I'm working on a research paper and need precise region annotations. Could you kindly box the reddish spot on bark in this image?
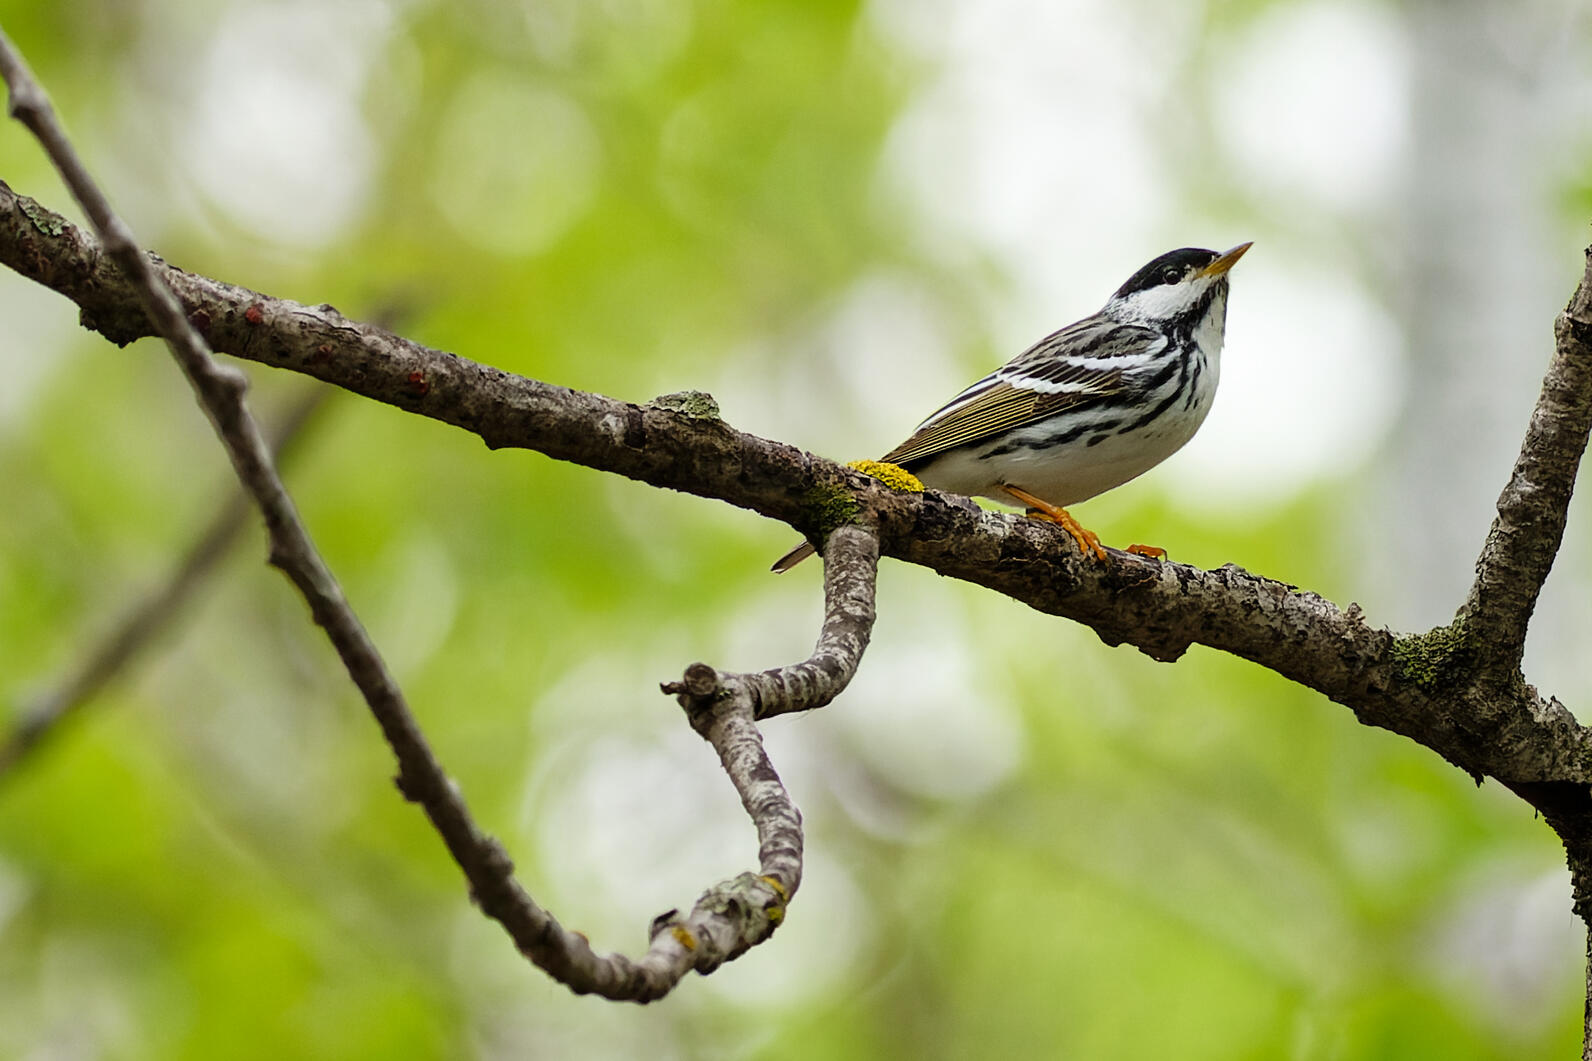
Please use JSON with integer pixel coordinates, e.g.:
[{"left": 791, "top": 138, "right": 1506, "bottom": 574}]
[
  {"left": 309, "top": 343, "right": 333, "bottom": 364},
  {"left": 244, "top": 303, "right": 264, "bottom": 325},
  {"left": 407, "top": 370, "right": 429, "bottom": 397}
]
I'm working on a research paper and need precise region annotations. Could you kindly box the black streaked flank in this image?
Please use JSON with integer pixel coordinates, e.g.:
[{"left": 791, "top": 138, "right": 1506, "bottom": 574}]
[
  {"left": 977, "top": 417, "right": 1125, "bottom": 460},
  {"left": 1116, "top": 383, "right": 1185, "bottom": 435},
  {"left": 1137, "top": 352, "right": 1181, "bottom": 396}
]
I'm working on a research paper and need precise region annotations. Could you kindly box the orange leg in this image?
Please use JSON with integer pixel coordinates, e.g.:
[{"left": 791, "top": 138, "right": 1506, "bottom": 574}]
[
  {"left": 1126, "top": 544, "right": 1167, "bottom": 560},
  {"left": 1003, "top": 485, "right": 1107, "bottom": 562}
]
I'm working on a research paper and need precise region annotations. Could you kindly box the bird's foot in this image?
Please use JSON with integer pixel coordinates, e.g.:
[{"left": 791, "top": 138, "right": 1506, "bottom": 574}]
[
  {"left": 1003, "top": 486, "right": 1108, "bottom": 562},
  {"left": 1126, "top": 543, "right": 1167, "bottom": 560}
]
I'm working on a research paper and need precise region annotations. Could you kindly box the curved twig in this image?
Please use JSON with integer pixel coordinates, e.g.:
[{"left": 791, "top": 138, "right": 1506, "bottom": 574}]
[
  {"left": 449, "top": 572, "right": 830, "bottom": 1003},
  {"left": 425, "top": 530, "right": 880, "bottom": 999},
  {"left": 663, "top": 523, "right": 880, "bottom": 892},
  {"left": 666, "top": 524, "right": 880, "bottom": 723}
]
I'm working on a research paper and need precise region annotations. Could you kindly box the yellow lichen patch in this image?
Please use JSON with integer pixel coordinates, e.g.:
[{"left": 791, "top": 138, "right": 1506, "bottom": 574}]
[
  {"left": 671, "top": 925, "right": 698, "bottom": 951},
  {"left": 847, "top": 459, "right": 924, "bottom": 493},
  {"left": 759, "top": 875, "right": 788, "bottom": 923}
]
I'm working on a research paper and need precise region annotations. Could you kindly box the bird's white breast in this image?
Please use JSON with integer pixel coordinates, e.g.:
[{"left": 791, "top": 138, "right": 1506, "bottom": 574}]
[{"left": 917, "top": 297, "right": 1225, "bottom": 509}]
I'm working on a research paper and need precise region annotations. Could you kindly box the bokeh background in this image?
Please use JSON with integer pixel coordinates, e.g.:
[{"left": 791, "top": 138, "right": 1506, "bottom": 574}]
[{"left": 2, "top": 0, "right": 1592, "bottom": 1057}]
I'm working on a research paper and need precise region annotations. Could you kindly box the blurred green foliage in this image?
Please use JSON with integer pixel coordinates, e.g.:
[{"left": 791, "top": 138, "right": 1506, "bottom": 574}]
[{"left": 0, "top": 0, "right": 1582, "bottom": 1059}]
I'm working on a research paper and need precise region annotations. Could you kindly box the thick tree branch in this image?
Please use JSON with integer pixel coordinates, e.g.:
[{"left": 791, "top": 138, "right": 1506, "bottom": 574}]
[
  {"left": 3, "top": 177, "right": 1591, "bottom": 792},
  {"left": 8, "top": 142, "right": 1592, "bottom": 803},
  {"left": 1586, "top": 901, "right": 1592, "bottom": 1061},
  {"left": 1464, "top": 252, "right": 1592, "bottom": 670}
]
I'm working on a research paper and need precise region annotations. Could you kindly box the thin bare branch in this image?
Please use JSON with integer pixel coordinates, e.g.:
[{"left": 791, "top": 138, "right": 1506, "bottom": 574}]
[
  {"left": 1464, "top": 248, "right": 1592, "bottom": 669},
  {"left": 0, "top": 387, "right": 329, "bottom": 779},
  {"left": 0, "top": 37, "right": 430, "bottom": 815},
  {"left": 0, "top": 27, "right": 631, "bottom": 1001}
]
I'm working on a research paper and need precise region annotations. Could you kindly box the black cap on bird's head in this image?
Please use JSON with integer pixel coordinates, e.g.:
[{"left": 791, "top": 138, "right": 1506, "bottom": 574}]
[{"left": 1111, "top": 243, "right": 1252, "bottom": 301}]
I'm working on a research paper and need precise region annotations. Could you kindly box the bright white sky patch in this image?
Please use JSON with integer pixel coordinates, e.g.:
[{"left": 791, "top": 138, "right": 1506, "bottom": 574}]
[
  {"left": 0, "top": 283, "right": 80, "bottom": 425},
  {"left": 837, "top": 634, "right": 1024, "bottom": 802},
  {"left": 1168, "top": 260, "right": 1405, "bottom": 508},
  {"left": 714, "top": 270, "right": 966, "bottom": 461},
  {"left": 185, "top": 3, "right": 384, "bottom": 247},
  {"left": 1215, "top": 1, "right": 1409, "bottom": 210}
]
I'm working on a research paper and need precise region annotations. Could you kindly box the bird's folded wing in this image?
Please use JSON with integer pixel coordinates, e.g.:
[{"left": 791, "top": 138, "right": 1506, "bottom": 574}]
[{"left": 880, "top": 319, "right": 1161, "bottom": 467}]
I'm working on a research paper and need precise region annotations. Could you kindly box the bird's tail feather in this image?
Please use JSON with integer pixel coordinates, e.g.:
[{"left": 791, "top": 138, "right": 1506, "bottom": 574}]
[{"left": 770, "top": 540, "right": 816, "bottom": 573}]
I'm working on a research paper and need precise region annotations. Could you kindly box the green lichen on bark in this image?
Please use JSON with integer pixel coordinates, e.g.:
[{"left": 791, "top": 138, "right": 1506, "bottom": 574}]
[
  {"left": 1390, "top": 618, "right": 1471, "bottom": 690},
  {"left": 647, "top": 390, "right": 721, "bottom": 420},
  {"left": 800, "top": 483, "right": 861, "bottom": 540},
  {"left": 18, "top": 194, "right": 65, "bottom": 237},
  {"left": 798, "top": 462, "right": 917, "bottom": 542}
]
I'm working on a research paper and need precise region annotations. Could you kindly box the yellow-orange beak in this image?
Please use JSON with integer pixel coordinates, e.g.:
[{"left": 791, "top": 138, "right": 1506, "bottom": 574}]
[{"left": 1197, "top": 241, "right": 1253, "bottom": 279}]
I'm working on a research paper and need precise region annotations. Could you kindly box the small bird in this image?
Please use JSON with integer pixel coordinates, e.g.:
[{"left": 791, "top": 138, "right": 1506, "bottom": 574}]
[{"left": 772, "top": 242, "right": 1251, "bottom": 572}]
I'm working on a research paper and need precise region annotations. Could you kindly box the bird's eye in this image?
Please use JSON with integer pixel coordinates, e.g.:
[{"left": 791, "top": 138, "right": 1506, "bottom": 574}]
[{"left": 1160, "top": 266, "right": 1181, "bottom": 284}]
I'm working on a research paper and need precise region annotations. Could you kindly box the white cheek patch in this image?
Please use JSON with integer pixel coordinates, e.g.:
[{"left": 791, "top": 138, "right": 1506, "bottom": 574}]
[{"left": 1112, "top": 277, "right": 1216, "bottom": 322}]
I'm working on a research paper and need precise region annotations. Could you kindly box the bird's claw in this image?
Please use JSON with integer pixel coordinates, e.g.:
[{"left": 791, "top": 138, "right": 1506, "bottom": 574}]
[{"left": 1004, "top": 485, "right": 1108, "bottom": 562}]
